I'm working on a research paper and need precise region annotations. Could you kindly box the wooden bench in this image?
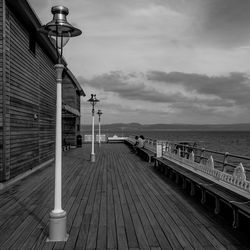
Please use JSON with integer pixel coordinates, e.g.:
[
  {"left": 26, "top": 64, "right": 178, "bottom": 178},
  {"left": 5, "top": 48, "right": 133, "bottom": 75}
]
[
  {"left": 124, "top": 139, "right": 135, "bottom": 148},
  {"left": 152, "top": 156, "right": 250, "bottom": 229},
  {"left": 153, "top": 156, "right": 214, "bottom": 197},
  {"left": 231, "top": 201, "right": 250, "bottom": 228},
  {"left": 136, "top": 147, "right": 155, "bottom": 163},
  {"left": 124, "top": 140, "right": 155, "bottom": 162},
  {"left": 202, "top": 183, "right": 250, "bottom": 228}
]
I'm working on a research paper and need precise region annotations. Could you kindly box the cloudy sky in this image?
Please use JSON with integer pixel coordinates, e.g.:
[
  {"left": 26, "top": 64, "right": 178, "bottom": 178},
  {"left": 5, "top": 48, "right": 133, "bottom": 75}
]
[{"left": 29, "top": 0, "right": 250, "bottom": 124}]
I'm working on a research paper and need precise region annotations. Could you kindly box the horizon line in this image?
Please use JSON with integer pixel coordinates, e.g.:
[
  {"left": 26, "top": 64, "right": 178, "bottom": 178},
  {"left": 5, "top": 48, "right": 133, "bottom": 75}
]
[{"left": 81, "top": 122, "right": 250, "bottom": 126}]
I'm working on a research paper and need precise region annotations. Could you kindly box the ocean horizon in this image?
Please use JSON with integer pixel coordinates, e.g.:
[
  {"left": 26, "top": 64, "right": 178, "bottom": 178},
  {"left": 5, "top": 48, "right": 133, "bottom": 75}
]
[{"left": 83, "top": 129, "right": 250, "bottom": 157}]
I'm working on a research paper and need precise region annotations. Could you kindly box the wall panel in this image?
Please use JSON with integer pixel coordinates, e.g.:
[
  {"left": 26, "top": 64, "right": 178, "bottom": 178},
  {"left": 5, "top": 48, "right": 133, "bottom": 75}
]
[
  {"left": 0, "top": 0, "right": 4, "bottom": 180},
  {"left": 6, "top": 7, "right": 56, "bottom": 179}
]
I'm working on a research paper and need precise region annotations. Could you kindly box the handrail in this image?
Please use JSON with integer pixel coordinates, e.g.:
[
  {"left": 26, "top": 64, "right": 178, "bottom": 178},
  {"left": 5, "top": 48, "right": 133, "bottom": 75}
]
[
  {"left": 193, "top": 146, "right": 250, "bottom": 161},
  {"left": 166, "top": 141, "right": 249, "bottom": 157},
  {"left": 126, "top": 135, "right": 250, "bottom": 194},
  {"left": 127, "top": 136, "right": 250, "bottom": 165},
  {"left": 156, "top": 140, "right": 250, "bottom": 173}
]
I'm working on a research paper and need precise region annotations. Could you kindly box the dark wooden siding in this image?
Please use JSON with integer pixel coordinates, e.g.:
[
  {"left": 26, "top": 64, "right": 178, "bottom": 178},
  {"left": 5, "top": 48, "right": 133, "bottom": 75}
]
[
  {"left": 0, "top": 2, "right": 82, "bottom": 181},
  {"left": 62, "top": 75, "right": 81, "bottom": 146},
  {"left": 4, "top": 6, "right": 56, "bottom": 180},
  {"left": 0, "top": 0, "right": 3, "bottom": 180},
  {"left": 37, "top": 50, "right": 56, "bottom": 162},
  {"left": 0, "top": 0, "right": 11, "bottom": 181},
  {"left": 62, "top": 75, "right": 79, "bottom": 109},
  {"left": 62, "top": 115, "right": 76, "bottom": 146}
]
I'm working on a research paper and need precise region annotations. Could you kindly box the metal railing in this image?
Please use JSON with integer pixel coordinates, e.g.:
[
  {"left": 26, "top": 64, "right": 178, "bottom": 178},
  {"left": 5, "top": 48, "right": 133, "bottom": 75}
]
[
  {"left": 127, "top": 135, "right": 250, "bottom": 193},
  {"left": 160, "top": 141, "right": 250, "bottom": 175},
  {"left": 127, "top": 135, "right": 250, "bottom": 172}
]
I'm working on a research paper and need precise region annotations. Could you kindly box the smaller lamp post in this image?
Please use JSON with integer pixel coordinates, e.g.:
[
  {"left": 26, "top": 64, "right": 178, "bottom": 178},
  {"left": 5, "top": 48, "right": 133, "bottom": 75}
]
[
  {"left": 88, "top": 94, "right": 99, "bottom": 162},
  {"left": 97, "top": 110, "right": 103, "bottom": 146}
]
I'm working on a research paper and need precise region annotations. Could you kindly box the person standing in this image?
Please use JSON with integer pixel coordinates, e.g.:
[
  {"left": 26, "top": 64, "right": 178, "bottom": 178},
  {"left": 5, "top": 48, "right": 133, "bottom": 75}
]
[{"left": 138, "top": 135, "right": 145, "bottom": 148}]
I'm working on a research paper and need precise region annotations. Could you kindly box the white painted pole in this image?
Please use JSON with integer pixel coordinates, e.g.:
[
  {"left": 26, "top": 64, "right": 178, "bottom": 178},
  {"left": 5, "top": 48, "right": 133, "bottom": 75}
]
[
  {"left": 54, "top": 64, "right": 63, "bottom": 213},
  {"left": 48, "top": 64, "right": 68, "bottom": 242},
  {"left": 91, "top": 109, "right": 95, "bottom": 162},
  {"left": 98, "top": 116, "right": 101, "bottom": 146}
]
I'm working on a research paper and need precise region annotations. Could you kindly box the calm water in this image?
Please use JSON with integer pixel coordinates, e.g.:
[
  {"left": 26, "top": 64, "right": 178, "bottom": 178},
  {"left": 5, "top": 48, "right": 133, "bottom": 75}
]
[{"left": 101, "top": 130, "right": 250, "bottom": 157}]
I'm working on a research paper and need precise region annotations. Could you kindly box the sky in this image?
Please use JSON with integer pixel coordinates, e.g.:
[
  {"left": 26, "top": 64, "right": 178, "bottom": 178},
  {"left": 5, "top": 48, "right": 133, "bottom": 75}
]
[{"left": 28, "top": 0, "right": 250, "bottom": 125}]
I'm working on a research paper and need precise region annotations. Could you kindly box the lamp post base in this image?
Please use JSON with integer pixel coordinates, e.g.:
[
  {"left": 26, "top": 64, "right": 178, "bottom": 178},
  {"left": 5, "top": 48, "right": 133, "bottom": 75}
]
[
  {"left": 90, "top": 153, "right": 95, "bottom": 162},
  {"left": 47, "top": 210, "right": 68, "bottom": 242}
]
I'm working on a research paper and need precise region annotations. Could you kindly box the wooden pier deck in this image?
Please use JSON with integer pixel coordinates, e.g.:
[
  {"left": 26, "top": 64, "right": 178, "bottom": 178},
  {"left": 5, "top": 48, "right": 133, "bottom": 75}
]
[{"left": 0, "top": 143, "right": 249, "bottom": 249}]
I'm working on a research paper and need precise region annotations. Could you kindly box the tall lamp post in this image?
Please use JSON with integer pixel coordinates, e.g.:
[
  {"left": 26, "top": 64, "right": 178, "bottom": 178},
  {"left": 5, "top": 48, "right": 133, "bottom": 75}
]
[
  {"left": 97, "top": 110, "right": 103, "bottom": 146},
  {"left": 38, "top": 6, "right": 81, "bottom": 242},
  {"left": 88, "top": 94, "right": 99, "bottom": 162}
]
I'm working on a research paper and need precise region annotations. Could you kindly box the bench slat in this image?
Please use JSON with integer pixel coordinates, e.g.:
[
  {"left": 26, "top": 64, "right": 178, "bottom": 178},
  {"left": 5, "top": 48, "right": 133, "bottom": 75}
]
[{"left": 152, "top": 156, "right": 250, "bottom": 229}]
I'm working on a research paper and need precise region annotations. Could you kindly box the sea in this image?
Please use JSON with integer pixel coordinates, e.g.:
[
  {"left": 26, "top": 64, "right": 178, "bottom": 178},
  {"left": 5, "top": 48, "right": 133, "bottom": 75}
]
[{"left": 89, "top": 130, "right": 250, "bottom": 158}]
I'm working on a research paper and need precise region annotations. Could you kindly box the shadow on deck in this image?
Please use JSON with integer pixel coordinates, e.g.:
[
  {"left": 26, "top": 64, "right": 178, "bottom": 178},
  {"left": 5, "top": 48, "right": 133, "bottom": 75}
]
[{"left": 0, "top": 143, "right": 249, "bottom": 249}]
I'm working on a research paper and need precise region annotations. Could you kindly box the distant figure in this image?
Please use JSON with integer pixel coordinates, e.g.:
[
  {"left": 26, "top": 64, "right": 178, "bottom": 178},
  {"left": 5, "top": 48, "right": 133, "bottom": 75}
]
[
  {"left": 191, "top": 142, "right": 198, "bottom": 160},
  {"left": 134, "top": 136, "right": 139, "bottom": 146},
  {"left": 138, "top": 135, "right": 145, "bottom": 148},
  {"left": 132, "top": 135, "right": 139, "bottom": 153}
]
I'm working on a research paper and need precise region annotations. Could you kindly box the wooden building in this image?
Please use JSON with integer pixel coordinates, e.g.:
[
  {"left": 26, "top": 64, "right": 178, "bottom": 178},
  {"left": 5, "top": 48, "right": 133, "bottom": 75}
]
[
  {"left": 0, "top": 0, "right": 85, "bottom": 182},
  {"left": 62, "top": 70, "right": 85, "bottom": 148}
]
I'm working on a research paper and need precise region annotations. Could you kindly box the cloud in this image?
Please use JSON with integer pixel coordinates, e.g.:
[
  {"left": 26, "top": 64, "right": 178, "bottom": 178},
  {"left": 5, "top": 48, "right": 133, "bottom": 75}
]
[
  {"left": 80, "top": 69, "right": 250, "bottom": 124},
  {"left": 28, "top": 0, "right": 250, "bottom": 124},
  {"left": 154, "top": 0, "right": 250, "bottom": 49},
  {"left": 27, "top": 0, "right": 51, "bottom": 24},
  {"left": 81, "top": 71, "right": 250, "bottom": 108},
  {"left": 29, "top": 0, "right": 250, "bottom": 80},
  {"left": 193, "top": 0, "right": 250, "bottom": 48},
  {"left": 81, "top": 71, "right": 189, "bottom": 104},
  {"left": 28, "top": 0, "right": 49, "bottom": 9},
  {"left": 147, "top": 71, "right": 250, "bottom": 106}
]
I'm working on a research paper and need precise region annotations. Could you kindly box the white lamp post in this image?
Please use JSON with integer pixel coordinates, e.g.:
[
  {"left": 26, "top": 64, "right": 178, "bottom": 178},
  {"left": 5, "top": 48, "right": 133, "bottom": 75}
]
[
  {"left": 38, "top": 6, "right": 82, "bottom": 242},
  {"left": 88, "top": 94, "right": 99, "bottom": 162},
  {"left": 97, "top": 110, "right": 103, "bottom": 146}
]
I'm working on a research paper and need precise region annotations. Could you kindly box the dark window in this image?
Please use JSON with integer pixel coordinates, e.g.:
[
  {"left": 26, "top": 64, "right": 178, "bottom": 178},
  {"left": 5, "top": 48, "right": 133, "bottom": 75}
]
[
  {"left": 29, "top": 31, "right": 36, "bottom": 54},
  {"left": 77, "top": 125, "right": 80, "bottom": 131},
  {"left": 6, "top": 9, "right": 10, "bottom": 21}
]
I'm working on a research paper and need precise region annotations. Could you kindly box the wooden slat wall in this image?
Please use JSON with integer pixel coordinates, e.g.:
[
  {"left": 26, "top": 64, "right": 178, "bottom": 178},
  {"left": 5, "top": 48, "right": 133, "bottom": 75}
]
[
  {"left": 62, "top": 75, "right": 79, "bottom": 109},
  {"left": 0, "top": 1, "right": 11, "bottom": 181},
  {"left": 0, "top": 0, "right": 3, "bottom": 180},
  {"left": 37, "top": 49, "right": 56, "bottom": 162},
  {"left": 62, "top": 74, "right": 81, "bottom": 147},
  {"left": 0, "top": 6, "right": 57, "bottom": 180},
  {"left": 62, "top": 115, "right": 76, "bottom": 146}
]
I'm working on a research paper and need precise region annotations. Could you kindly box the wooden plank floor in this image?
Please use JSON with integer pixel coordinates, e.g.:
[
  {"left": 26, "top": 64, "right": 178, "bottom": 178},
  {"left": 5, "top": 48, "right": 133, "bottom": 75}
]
[{"left": 0, "top": 143, "right": 250, "bottom": 249}]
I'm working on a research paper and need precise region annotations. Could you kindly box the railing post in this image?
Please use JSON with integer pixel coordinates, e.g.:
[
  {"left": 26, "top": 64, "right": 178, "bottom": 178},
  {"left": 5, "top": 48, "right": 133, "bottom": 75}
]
[
  {"left": 190, "top": 151, "right": 195, "bottom": 162},
  {"left": 222, "top": 152, "right": 229, "bottom": 172},
  {"left": 169, "top": 144, "right": 172, "bottom": 153},
  {"left": 156, "top": 141, "right": 162, "bottom": 157},
  {"left": 200, "top": 148, "right": 205, "bottom": 164},
  {"left": 233, "top": 163, "right": 246, "bottom": 181},
  {"left": 162, "top": 142, "right": 166, "bottom": 154},
  {"left": 177, "top": 148, "right": 181, "bottom": 157},
  {"left": 184, "top": 145, "right": 187, "bottom": 158},
  {"left": 207, "top": 155, "right": 214, "bottom": 169}
]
